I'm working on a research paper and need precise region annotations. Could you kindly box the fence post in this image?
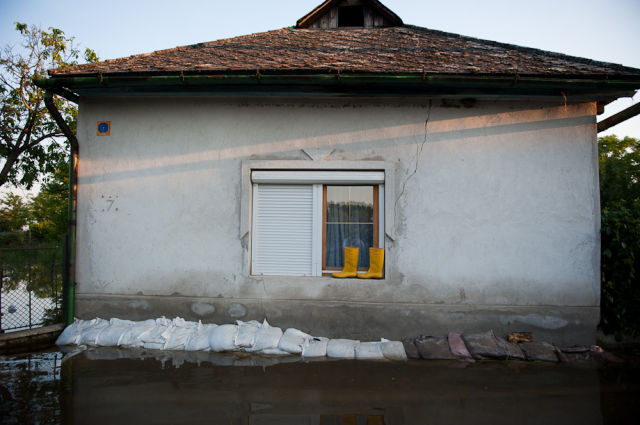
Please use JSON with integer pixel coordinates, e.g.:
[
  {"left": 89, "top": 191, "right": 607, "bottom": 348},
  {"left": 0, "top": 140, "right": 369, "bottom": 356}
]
[{"left": 28, "top": 251, "right": 32, "bottom": 329}]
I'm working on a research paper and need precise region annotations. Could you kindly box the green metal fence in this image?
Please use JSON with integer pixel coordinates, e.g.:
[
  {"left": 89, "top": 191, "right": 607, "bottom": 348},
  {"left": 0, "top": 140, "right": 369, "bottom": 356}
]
[{"left": 0, "top": 245, "right": 63, "bottom": 333}]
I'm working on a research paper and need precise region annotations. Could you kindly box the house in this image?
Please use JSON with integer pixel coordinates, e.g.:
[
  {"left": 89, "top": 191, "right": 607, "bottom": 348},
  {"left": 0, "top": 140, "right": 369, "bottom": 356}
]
[{"left": 39, "top": 0, "right": 640, "bottom": 345}]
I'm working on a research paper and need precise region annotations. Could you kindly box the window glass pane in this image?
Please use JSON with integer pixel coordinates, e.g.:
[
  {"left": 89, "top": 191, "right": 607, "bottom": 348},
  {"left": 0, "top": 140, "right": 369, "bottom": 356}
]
[
  {"left": 349, "top": 186, "right": 373, "bottom": 223},
  {"left": 325, "top": 186, "right": 375, "bottom": 269},
  {"left": 325, "top": 224, "right": 374, "bottom": 268},
  {"left": 351, "top": 223, "right": 373, "bottom": 267},
  {"left": 325, "top": 223, "right": 347, "bottom": 268},
  {"left": 326, "top": 186, "right": 349, "bottom": 224}
]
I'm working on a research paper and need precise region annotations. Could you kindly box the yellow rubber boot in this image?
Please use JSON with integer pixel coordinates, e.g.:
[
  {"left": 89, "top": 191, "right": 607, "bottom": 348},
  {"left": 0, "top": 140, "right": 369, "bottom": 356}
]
[
  {"left": 357, "top": 248, "right": 384, "bottom": 279},
  {"left": 332, "top": 246, "right": 359, "bottom": 278}
]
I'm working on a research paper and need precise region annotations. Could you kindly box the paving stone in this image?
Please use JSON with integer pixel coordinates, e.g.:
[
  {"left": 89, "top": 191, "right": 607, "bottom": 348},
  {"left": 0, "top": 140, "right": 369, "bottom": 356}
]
[
  {"left": 401, "top": 339, "right": 420, "bottom": 360},
  {"left": 462, "top": 330, "right": 507, "bottom": 359},
  {"left": 447, "top": 332, "right": 472, "bottom": 359},
  {"left": 415, "top": 336, "right": 457, "bottom": 360},
  {"left": 519, "top": 342, "right": 559, "bottom": 362}
]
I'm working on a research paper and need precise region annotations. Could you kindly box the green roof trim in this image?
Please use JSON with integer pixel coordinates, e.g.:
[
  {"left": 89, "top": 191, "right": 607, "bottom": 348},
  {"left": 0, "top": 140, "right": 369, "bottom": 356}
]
[{"left": 36, "top": 72, "right": 640, "bottom": 103}]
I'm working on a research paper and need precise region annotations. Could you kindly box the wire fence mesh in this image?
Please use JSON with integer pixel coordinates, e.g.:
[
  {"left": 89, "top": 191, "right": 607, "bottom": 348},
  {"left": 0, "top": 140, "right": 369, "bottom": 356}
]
[{"left": 0, "top": 246, "right": 63, "bottom": 332}]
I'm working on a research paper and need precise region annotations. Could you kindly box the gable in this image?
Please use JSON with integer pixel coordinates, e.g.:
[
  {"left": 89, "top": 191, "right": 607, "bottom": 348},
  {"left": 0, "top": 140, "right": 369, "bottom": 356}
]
[{"left": 296, "top": 0, "right": 403, "bottom": 29}]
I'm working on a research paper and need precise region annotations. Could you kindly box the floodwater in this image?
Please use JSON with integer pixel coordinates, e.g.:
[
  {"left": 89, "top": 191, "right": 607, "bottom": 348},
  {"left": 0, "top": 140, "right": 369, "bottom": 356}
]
[
  {"left": 0, "top": 284, "right": 55, "bottom": 332},
  {"left": 1, "top": 347, "right": 638, "bottom": 425}
]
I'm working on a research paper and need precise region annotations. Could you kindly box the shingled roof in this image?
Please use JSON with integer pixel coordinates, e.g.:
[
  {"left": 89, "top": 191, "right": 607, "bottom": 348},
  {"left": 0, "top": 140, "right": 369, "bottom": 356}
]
[
  {"left": 40, "top": 0, "right": 640, "bottom": 106},
  {"left": 49, "top": 25, "right": 640, "bottom": 79}
]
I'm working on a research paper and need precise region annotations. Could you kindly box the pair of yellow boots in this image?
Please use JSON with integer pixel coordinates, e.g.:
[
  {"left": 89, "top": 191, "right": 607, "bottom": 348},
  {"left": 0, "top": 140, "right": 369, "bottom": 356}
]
[{"left": 332, "top": 247, "right": 384, "bottom": 279}]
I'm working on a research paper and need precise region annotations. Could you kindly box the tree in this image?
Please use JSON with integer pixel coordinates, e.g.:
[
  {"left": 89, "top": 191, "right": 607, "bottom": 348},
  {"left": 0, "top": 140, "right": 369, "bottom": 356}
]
[
  {"left": 0, "top": 191, "right": 32, "bottom": 246},
  {"left": 0, "top": 192, "right": 31, "bottom": 233},
  {"left": 0, "top": 22, "right": 97, "bottom": 190},
  {"left": 598, "top": 135, "right": 640, "bottom": 338},
  {"left": 29, "top": 158, "right": 69, "bottom": 242},
  {"left": 0, "top": 157, "right": 68, "bottom": 246}
]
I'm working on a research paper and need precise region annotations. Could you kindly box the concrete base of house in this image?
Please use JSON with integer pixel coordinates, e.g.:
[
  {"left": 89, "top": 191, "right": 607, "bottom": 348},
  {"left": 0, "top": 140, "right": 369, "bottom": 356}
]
[
  {"left": 76, "top": 293, "right": 599, "bottom": 347},
  {"left": 76, "top": 293, "right": 598, "bottom": 347},
  {"left": 0, "top": 323, "right": 65, "bottom": 354}
]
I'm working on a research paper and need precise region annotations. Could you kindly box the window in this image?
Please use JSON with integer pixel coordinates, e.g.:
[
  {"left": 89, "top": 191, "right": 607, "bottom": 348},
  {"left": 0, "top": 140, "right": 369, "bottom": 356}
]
[
  {"left": 323, "top": 185, "right": 379, "bottom": 271},
  {"left": 250, "top": 171, "right": 384, "bottom": 277},
  {"left": 338, "top": 5, "right": 365, "bottom": 27}
]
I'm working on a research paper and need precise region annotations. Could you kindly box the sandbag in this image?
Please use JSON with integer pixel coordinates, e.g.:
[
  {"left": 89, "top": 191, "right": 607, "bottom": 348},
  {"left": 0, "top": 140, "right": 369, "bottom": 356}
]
[
  {"left": 326, "top": 339, "right": 359, "bottom": 359},
  {"left": 142, "top": 317, "right": 173, "bottom": 349},
  {"left": 56, "top": 319, "right": 90, "bottom": 345},
  {"left": 355, "top": 341, "right": 385, "bottom": 360},
  {"left": 278, "top": 328, "right": 312, "bottom": 354},
  {"left": 185, "top": 323, "right": 218, "bottom": 351},
  {"left": 447, "top": 332, "right": 472, "bottom": 359},
  {"left": 302, "top": 337, "right": 329, "bottom": 358},
  {"left": 163, "top": 318, "right": 198, "bottom": 350},
  {"left": 380, "top": 339, "right": 408, "bottom": 361},
  {"left": 249, "top": 320, "right": 283, "bottom": 353},
  {"left": 77, "top": 318, "right": 109, "bottom": 346},
  {"left": 235, "top": 320, "right": 261, "bottom": 348},
  {"left": 95, "top": 318, "right": 136, "bottom": 347},
  {"left": 209, "top": 324, "right": 239, "bottom": 352},
  {"left": 118, "top": 319, "right": 156, "bottom": 347}
]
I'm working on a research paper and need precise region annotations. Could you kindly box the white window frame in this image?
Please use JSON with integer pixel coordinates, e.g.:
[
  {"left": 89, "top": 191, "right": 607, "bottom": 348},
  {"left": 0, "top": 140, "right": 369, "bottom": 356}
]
[{"left": 241, "top": 161, "right": 395, "bottom": 278}]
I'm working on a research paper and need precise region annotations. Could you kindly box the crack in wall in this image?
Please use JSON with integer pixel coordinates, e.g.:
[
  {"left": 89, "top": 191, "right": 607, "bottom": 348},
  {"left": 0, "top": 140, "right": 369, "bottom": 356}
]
[{"left": 394, "top": 100, "right": 432, "bottom": 223}]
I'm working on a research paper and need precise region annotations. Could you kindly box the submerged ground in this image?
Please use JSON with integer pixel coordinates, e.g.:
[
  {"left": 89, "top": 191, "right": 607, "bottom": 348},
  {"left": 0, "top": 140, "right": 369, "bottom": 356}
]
[{"left": 1, "top": 347, "right": 639, "bottom": 425}]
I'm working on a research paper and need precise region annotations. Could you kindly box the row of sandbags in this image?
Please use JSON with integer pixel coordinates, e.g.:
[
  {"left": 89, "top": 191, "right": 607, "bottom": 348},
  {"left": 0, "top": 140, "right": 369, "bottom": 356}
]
[{"left": 55, "top": 317, "right": 407, "bottom": 361}]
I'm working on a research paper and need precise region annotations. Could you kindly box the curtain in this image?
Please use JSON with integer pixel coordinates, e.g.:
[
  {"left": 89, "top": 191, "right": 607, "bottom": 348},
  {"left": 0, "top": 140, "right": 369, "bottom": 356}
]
[{"left": 325, "top": 186, "right": 374, "bottom": 269}]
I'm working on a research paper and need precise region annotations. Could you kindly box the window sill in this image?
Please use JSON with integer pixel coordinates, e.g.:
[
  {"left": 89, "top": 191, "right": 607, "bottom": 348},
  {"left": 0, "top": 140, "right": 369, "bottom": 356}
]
[{"left": 249, "top": 274, "right": 387, "bottom": 282}]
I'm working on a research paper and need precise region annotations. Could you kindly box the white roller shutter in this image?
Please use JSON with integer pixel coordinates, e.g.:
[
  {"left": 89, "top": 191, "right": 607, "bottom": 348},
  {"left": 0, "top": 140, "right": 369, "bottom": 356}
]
[
  {"left": 251, "top": 184, "right": 315, "bottom": 276},
  {"left": 252, "top": 170, "right": 384, "bottom": 185}
]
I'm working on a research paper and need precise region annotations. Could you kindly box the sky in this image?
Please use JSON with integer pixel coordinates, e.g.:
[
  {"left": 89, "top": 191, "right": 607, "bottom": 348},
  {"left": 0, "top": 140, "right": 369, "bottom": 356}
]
[{"left": 1, "top": 0, "right": 639, "bottom": 140}]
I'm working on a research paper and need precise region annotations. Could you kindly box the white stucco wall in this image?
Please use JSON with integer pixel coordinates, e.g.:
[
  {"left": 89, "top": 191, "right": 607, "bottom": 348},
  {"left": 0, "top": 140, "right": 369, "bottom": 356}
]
[{"left": 74, "top": 96, "right": 600, "bottom": 342}]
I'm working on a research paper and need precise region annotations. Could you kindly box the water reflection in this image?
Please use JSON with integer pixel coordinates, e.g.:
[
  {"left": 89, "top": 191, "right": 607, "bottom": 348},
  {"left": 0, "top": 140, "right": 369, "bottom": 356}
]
[
  {"left": 1, "top": 347, "right": 638, "bottom": 425},
  {"left": 0, "top": 349, "right": 62, "bottom": 425}
]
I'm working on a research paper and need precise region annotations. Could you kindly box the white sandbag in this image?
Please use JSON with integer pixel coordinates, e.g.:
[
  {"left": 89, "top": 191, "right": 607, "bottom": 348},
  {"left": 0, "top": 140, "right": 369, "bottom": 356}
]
[
  {"left": 302, "top": 337, "right": 329, "bottom": 358},
  {"left": 185, "top": 323, "right": 218, "bottom": 351},
  {"left": 118, "top": 319, "right": 157, "bottom": 347},
  {"left": 249, "top": 320, "right": 283, "bottom": 353},
  {"left": 163, "top": 318, "right": 198, "bottom": 350},
  {"left": 380, "top": 339, "right": 408, "bottom": 361},
  {"left": 56, "top": 319, "right": 88, "bottom": 345},
  {"left": 209, "top": 324, "right": 239, "bottom": 352},
  {"left": 77, "top": 318, "right": 109, "bottom": 346},
  {"left": 326, "top": 339, "right": 359, "bottom": 359},
  {"left": 278, "top": 328, "right": 312, "bottom": 354},
  {"left": 355, "top": 341, "right": 385, "bottom": 360},
  {"left": 95, "top": 318, "right": 136, "bottom": 347},
  {"left": 235, "top": 320, "right": 261, "bottom": 348},
  {"left": 164, "top": 329, "right": 194, "bottom": 350},
  {"left": 141, "top": 317, "right": 172, "bottom": 349}
]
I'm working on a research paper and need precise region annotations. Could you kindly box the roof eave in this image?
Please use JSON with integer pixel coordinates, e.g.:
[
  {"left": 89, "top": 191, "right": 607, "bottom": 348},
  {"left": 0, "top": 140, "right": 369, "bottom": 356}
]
[{"left": 36, "top": 72, "right": 640, "bottom": 103}]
